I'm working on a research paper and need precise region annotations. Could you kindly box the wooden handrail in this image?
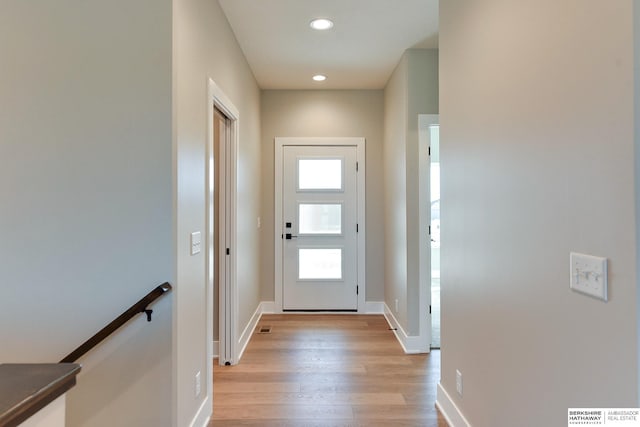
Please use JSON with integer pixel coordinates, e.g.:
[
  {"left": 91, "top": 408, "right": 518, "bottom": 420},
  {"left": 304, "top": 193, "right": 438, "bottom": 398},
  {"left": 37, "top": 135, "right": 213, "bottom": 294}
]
[{"left": 59, "top": 283, "right": 172, "bottom": 363}]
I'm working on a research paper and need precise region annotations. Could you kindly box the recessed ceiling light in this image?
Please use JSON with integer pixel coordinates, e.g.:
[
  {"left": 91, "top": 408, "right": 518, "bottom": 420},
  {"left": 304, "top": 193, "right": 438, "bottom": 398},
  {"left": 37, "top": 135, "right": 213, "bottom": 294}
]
[
  {"left": 310, "top": 18, "right": 334, "bottom": 31},
  {"left": 313, "top": 74, "right": 327, "bottom": 82}
]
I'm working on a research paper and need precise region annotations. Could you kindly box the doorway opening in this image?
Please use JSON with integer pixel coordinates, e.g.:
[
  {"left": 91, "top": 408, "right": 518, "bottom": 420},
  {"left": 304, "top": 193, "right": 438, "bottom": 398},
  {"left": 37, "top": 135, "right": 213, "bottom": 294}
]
[
  {"left": 207, "top": 79, "right": 238, "bottom": 367},
  {"left": 418, "top": 114, "right": 440, "bottom": 351},
  {"left": 429, "top": 124, "right": 440, "bottom": 349}
]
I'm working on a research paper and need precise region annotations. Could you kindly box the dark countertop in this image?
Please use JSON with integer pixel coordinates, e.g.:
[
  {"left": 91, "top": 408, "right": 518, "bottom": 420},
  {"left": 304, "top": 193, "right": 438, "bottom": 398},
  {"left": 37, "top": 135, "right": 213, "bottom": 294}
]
[{"left": 0, "top": 363, "right": 81, "bottom": 427}]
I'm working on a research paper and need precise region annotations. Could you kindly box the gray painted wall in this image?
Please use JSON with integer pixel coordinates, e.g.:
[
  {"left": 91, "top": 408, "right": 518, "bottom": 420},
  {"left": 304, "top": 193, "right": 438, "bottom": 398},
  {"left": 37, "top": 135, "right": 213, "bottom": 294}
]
[
  {"left": 440, "top": 1, "right": 638, "bottom": 425},
  {"left": 384, "top": 55, "right": 409, "bottom": 328},
  {"left": 1, "top": 0, "right": 262, "bottom": 425},
  {"left": 636, "top": 1, "right": 640, "bottom": 404},
  {"left": 173, "top": 0, "right": 262, "bottom": 424},
  {"left": 260, "top": 90, "right": 385, "bottom": 302},
  {"left": 383, "top": 50, "right": 438, "bottom": 335},
  {"left": 406, "top": 50, "right": 439, "bottom": 335},
  {"left": 0, "top": 1, "right": 173, "bottom": 425}
]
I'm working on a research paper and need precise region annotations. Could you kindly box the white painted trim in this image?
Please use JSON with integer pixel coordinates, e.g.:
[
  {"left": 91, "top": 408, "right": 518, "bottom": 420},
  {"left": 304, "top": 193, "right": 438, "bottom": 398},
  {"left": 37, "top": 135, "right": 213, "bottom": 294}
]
[
  {"left": 355, "top": 140, "right": 366, "bottom": 313},
  {"left": 213, "top": 302, "right": 274, "bottom": 364},
  {"left": 383, "top": 303, "right": 423, "bottom": 354},
  {"left": 188, "top": 396, "right": 211, "bottom": 427},
  {"left": 418, "top": 114, "right": 439, "bottom": 354},
  {"left": 365, "top": 301, "right": 385, "bottom": 313},
  {"left": 260, "top": 301, "right": 277, "bottom": 314},
  {"left": 274, "top": 140, "right": 283, "bottom": 313},
  {"left": 210, "top": 80, "right": 239, "bottom": 120},
  {"left": 274, "top": 137, "right": 366, "bottom": 313},
  {"left": 436, "top": 383, "right": 472, "bottom": 427},
  {"left": 208, "top": 78, "right": 239, "bottom": 368},
  {"left": 204, "top": 80, "right": 216, "bottom": 412},
  {"left": 236, "top": 302, "right": 263, "bottom": 361}
]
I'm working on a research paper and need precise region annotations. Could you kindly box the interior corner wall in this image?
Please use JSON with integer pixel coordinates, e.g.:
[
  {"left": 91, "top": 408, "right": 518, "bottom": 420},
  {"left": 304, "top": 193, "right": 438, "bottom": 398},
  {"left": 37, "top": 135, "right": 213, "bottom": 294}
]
[
  {"left": 384, "top": 55, "right": 409, "bottom": 329},
  {"left": 173, "top": 0, "right": 261, "bottom": 425},
  {"left": 635, "top": 0, "right": 640, "bottom": 405},
  {"left": 383, "top": 50, "right": 438, "bottom": 335},
  {"left": 0, "top": 1, "right": 173, "bottom": 426},
  {"left": 405, "top": 50, "right": 439, "bottom": 335},
  {"left": 260, "top": 90, "right": 385, "bottom": 303},
  {"left": 440, "top": 1, "right": 638, "bottom": 426}
]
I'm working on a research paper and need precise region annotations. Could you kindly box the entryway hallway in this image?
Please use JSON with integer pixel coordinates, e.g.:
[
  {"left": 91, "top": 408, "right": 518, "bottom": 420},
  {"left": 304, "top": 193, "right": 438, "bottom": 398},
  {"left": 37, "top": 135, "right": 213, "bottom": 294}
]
[{"left": 212, "top": 314, "right": 447, "bottom": 426}]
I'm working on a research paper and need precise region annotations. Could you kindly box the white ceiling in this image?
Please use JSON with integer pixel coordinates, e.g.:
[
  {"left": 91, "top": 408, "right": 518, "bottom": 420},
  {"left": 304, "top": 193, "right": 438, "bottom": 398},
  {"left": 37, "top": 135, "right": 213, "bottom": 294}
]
[{"left": 218, "top": 0, "right": 439, "bottom": 90}]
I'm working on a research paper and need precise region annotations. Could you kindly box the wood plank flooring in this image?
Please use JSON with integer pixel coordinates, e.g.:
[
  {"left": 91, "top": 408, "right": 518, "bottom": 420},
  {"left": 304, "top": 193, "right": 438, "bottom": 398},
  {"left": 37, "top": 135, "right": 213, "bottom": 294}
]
[{"left": 211, "top": 314, "right": 448, "bottom": 427}]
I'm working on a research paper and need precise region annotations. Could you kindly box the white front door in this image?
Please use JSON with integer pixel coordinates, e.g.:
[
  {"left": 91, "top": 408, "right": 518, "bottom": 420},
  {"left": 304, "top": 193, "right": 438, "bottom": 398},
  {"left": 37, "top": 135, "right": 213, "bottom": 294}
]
[{"left": 282, "top": 145, "right": 358, "bottom": 311}]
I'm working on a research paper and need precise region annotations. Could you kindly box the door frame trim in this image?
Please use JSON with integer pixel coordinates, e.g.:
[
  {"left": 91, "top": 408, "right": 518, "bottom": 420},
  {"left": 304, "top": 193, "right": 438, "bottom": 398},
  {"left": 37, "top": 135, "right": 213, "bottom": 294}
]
[
  {"left": 418, "top": 114, "right": 439, "bottom": 352},
  {"left": 208, "top": 78, "right": 239, "bottom": 366},
  {"left": 274, "top": 137, "right": 366, "bottom": 313}
]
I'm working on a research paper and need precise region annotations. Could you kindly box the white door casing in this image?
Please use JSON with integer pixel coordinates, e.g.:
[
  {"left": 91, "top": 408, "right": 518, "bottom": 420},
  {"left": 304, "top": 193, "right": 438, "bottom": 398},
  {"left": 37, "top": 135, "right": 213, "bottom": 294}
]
[
  {"left": 208, "top": 79, "right": 238, "bottom": 366},
  {"left": 418, "top": 114, "right": 439, "bottom": 352},
  {"left": 275, "top": 137, "right": 366, "bottom": 313}
]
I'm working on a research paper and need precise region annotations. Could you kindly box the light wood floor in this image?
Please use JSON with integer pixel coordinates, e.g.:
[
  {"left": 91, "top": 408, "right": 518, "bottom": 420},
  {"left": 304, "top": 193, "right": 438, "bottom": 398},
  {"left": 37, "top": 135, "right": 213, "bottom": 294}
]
[{"left": 212, "top": 314, "right": 448, "bottom": 427}]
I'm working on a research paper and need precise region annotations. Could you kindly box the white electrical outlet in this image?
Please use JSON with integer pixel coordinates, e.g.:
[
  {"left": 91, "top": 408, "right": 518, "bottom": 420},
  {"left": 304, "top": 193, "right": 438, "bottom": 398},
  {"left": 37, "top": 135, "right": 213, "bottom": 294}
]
[
  {"left": 570, "top": 252, "right": 607, "bottom": 301},
  {"left": 456, "top": 369, "right": 463, "bottom": 396},
  {"left": 257, "top": 216, "right": 261, "bottom": 228},
  {"left": 395, "top": 299, "right": 399, "bottom": 313},
  {"left": 195, "top": 371, "right": 201, "bottom": 397}
]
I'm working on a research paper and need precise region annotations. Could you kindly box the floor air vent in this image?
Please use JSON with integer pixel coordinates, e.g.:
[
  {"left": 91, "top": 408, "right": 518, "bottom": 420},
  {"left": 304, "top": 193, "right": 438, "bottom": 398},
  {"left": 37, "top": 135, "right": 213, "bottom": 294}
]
[{"left": 257, "top": 326, "right": 272, "bottom": 334}]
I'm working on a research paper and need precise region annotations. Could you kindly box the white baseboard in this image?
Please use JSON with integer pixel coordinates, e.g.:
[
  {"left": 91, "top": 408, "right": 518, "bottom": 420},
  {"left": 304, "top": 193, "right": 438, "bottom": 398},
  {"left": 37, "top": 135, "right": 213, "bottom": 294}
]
[
  {"left": 365, "top": 301, "right": 385, "bottom": 313},
  {"left": 257, "top": 300, "right": 384, "bottom": 314},
  {"left": 215, "top": 301, "right": 274, "bottom": 365},
  {"left": 260, "top": 301, "right": 276, "bottom": 314},
  {"left": 383, "top": 303, "right": 424, "bottom": 354},
  {"left": 237, "top": 302, "right": 264, "bottom": 361},
  {"left": 436, "top": 382, "right": 472, "bottom": 427},
  {"left": 189, "top": 396, "right": 211, "bottom": 427}
]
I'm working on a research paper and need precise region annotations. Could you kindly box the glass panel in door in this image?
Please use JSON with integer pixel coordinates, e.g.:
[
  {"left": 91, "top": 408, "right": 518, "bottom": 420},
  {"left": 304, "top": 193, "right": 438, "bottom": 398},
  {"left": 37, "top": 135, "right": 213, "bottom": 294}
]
[
  {"left": 298, "top": 248, "right": 343, "bottom": 280},
  {"left": 298, "top": 203, "right": 342, "bottom": 235}
]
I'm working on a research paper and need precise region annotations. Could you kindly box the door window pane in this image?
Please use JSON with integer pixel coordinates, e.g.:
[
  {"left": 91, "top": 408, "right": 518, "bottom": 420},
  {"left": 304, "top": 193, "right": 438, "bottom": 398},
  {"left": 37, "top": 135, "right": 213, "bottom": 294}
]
[
  {"left": 298, "top": 248, "right": 342, "bottom": 279},
  {"left": 299, "top": 204, "right": 342, "bottom": 234},
  {"left": 298, "top": 159, "right": 342, "bottom": 190}
]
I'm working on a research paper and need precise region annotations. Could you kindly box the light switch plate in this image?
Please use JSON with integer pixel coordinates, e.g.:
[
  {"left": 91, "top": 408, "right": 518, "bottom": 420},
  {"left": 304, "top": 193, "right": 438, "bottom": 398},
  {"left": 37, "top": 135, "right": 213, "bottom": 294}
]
[
  {"left": 191, "top": 231, "right": 202, "bottom": 256},
  {"left": 570, "top": 252, "right": 607, "bottom": 301}
]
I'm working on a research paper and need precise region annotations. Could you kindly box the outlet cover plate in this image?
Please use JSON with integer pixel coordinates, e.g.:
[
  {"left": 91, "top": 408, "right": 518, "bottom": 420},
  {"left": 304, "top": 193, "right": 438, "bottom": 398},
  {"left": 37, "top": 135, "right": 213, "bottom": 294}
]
[
  {"left": 195, "top": 371, "right": 201, "bottom": 397},
  {"left": 570, "top": 252, "right": 607, "bottom": 301},
  {"left": 456, "top": 369, "right": 463, "bottom": 396}
]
